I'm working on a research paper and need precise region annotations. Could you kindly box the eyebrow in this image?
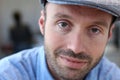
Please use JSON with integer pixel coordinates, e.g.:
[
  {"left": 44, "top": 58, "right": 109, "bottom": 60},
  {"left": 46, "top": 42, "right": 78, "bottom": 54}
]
[
  {"left": 93, "top": 21, "right": 109, "bottom": 28},
  {"left": 53, "top": 13, "right": 73, "bottom": 20},
  {"left": 53, "top": 13, "right": 110, "bottom": 28}
]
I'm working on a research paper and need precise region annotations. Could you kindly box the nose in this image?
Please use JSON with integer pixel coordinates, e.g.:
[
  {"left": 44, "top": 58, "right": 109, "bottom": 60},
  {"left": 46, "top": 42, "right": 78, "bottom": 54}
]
[{"left": 67, "top": 32, "right": 86, "bottom": 54}]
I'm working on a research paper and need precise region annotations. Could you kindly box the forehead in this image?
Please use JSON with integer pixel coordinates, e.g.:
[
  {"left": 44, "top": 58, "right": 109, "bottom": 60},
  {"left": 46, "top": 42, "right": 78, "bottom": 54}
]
[
  {"left": 45, "top": 3, "right": 113, "bottom": 27},
  {"left": 46, "top": 3, "right": 112, "bottom": 19}
]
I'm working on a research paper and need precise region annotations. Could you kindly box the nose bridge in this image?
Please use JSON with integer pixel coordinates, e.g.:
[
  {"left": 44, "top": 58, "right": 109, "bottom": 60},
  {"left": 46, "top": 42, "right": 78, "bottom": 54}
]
[{"left": 67, "top": 30, "right": 85, "bottom": 54}]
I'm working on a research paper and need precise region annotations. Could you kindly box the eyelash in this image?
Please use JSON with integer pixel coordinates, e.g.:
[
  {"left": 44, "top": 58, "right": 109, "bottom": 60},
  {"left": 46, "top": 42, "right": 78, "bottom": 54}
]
[
  {"left": 88, "top": 26, "right": 102, "bottom": 35},
  {"left": 55, "top": 20, "right": 103, "bottom": 36},
  {"left": 56, "top": 20, "right": 72, "bottom": 32}
]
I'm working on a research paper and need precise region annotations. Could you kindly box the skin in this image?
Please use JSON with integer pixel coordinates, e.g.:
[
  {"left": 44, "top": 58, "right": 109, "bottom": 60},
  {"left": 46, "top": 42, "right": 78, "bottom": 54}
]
[{"left": 39, "top": 3, "right": 114, "bottom": 80}]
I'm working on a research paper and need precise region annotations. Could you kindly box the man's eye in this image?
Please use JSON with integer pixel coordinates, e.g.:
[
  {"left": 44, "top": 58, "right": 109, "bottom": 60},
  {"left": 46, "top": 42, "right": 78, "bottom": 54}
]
[
  {"left": 89, "top": 27, "right": 101, "bottom": 34},
  {"left": 58, "top": 21, "right": 68, "bottom": 28},
  {"left": 91, "top": 28, "right": 99, "bottom": 33},
  {"left": 57, "top": 21, "right": 72, "bottom": 33}
]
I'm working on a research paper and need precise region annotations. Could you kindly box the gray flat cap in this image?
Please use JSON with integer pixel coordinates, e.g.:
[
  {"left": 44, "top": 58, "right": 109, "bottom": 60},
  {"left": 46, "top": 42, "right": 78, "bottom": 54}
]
[{"left": 40, "top": 0, "right": 120, "bottom": 21}]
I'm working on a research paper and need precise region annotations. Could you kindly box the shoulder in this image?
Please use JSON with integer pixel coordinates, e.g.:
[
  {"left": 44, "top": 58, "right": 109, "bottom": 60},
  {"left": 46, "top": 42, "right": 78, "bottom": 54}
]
[
  {"left": 101, "top": 57, "right": 120, "bottom": 80},
  {"left": 96, "top": 57, "right": 120, "bottom": 80},
  {"left": 88, "top": 57, "right": 120, "bottom": 80},
  {"left": 0, "top": 46, "right": 44, "bottom": 80}
]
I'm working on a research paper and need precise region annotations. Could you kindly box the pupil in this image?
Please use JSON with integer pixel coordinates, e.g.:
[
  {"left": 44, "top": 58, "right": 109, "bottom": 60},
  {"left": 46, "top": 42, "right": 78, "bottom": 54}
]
[
  {"left": 62, "top": 22, "right": 67, "bottom": 27},
  {"left": 92, "top": 28, "right": 98, "bottom": 32}
]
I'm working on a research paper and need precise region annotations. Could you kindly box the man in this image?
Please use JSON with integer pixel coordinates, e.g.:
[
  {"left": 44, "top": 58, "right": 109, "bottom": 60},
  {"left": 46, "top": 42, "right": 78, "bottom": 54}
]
[
  {"left": 0, "top": 0, "right": 120, "bottom": 80},
  {"left": 9, "top": 11, "right": 33, "bottom": 53}
]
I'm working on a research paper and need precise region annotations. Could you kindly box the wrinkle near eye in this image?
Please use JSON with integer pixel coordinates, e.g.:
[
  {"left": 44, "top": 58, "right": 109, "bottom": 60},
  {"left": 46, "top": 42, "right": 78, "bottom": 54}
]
[
  {"left": 56, "top": 20, "right": 72, "bottom": 34},
  {"left": 87, "top": 25, "right": 103, "bottom": 38},
  {"left": 91, "top": 28, "right": 100, "bottom": 34},
  {"left": 58, "top": 22, "right": 68, "bottom": 28}
]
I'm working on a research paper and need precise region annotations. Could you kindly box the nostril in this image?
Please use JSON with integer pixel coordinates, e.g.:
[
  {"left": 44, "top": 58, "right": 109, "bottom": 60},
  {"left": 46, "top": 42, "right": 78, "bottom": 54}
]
[{"left": 67, "top": 42, "right": 85, "bottom": 54}]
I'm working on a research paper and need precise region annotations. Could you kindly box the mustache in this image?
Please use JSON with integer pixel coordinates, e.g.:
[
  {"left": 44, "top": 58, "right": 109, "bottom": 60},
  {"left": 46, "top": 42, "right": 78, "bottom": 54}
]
[{"left": 55, "top": 49, "right": 92, "bottom": 61}]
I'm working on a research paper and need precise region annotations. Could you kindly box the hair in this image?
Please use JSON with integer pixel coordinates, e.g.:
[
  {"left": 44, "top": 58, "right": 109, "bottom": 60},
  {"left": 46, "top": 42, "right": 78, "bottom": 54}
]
[{"left": 111, "top": 16, "right": 116, "bottom": 25}]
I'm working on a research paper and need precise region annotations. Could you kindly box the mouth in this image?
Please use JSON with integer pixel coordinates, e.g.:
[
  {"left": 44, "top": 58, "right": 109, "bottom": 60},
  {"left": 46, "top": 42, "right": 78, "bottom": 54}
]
[{"left": 58, "top": 55, "right": 88, "bottom": 70}]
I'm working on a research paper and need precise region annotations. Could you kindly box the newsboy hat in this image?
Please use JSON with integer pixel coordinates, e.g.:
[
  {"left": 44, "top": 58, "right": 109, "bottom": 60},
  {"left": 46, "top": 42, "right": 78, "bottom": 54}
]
[{"left": 40, "top": 0, "right": 120, "bottom": 21}]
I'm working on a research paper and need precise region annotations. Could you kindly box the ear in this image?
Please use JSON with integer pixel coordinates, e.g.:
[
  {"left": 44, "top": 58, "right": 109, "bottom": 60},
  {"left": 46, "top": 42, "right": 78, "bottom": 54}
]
[
  {"left": 108, "top": 24, "right": 115, "bottom": 39},
  {"left": 39, "top": 10, "right": 45, "bottom": 36}
]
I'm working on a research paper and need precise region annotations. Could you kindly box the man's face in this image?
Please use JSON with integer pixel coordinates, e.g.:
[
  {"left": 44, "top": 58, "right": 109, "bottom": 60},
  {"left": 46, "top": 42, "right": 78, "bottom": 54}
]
[{"left": 39, "top": 3, "right": 113, "bottom": 80}]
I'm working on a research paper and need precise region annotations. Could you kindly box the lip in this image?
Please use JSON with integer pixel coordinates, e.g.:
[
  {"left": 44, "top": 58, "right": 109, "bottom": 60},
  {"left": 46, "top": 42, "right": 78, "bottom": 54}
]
[{"left": 58, "top": 55, "right": 88, "bottom": 69}]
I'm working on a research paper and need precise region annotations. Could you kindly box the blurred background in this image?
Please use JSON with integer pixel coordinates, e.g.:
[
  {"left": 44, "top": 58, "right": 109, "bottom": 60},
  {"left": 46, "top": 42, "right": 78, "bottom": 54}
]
[
  {"left": 0, "top": 0, "right": 120, "bottom": 67},
  {"left": 0, "top": 0, "right": 43, "bottom": 55}
]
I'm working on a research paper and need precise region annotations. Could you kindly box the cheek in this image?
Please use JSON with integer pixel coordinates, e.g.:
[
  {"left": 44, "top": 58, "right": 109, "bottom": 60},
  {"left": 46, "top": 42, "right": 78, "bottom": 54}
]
[
  {"left": 44, "top": 26, "right": 65, "bottom": 53},
  {"left": 88, "top": 36, "right": 108, "bottom": 60}
]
